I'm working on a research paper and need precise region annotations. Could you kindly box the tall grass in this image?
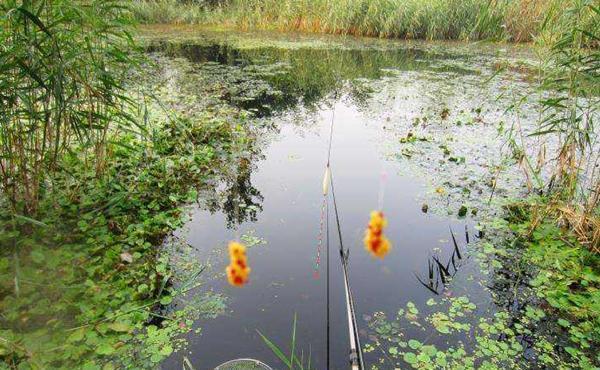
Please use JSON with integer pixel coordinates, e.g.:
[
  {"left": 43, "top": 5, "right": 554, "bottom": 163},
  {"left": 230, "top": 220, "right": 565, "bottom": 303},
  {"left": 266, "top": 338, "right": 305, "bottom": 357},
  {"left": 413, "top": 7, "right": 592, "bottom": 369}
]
[
  {"left": 506, "top": 0, "right": 599, "bottom": 249},
  {"left": 0, "top": 0, "right": 140, "bottom": 215},
  {"left": 131, "top": 0, "right": 587, "bottom": 42},
  {"left": 131, "top": 0, "right": 214, "bottom": 24},
  {"left": 222, "top": 0, "right": 503, "bottom": 40}
]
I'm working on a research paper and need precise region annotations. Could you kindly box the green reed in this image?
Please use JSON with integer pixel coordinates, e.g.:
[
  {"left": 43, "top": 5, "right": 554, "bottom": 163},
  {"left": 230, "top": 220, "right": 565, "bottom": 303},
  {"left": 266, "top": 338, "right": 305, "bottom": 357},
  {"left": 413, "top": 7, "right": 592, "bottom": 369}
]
[
  {"left": 131, "top": 0, "right": 589, "bottom": 42},
  {"left": 504, "top": 0, "right": 599, "bottom": 248},
  {"left": 537, "top": 1, "right": 598, "bottom": 201},
  {"left": 0, "top": 0, "right": 141, "bottom": 215},
  {"left": 131, "top": 0, "right": 215, "bottom": 24},
  {"left": 257, "top": 313, "right": 313, "bottom": 370}
]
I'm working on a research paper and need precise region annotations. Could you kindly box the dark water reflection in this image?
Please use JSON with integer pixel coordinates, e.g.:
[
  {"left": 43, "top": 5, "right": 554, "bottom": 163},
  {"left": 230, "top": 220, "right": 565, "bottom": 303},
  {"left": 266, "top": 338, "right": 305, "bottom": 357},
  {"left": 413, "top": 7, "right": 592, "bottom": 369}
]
[
  {"left": 147, "top": 39, "right": 481, "bottom": 117},
  {"left": 153, "top": 36, "right": 523, "bottom": 369}
]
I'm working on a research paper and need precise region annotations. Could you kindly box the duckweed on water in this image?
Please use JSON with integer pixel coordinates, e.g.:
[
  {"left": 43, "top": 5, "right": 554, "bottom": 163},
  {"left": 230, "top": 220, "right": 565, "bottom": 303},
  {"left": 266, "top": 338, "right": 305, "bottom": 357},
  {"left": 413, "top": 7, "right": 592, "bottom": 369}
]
[
  {"left": 240, "top": 230, "right": 267, "bottom": 249},
  {"left": 363, "top": 204, "right": 600, "bottom": 369}
]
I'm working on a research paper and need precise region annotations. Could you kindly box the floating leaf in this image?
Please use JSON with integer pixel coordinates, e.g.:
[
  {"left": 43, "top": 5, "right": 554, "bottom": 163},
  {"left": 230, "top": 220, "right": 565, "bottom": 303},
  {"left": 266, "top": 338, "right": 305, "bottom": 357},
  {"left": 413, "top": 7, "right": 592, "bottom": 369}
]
[
  {"left": 408, "top": 339, "right": 421, "bottom": 350},
  {"left": 107, "top": 322, "right": 132, "bottom": 333},
  {"left": 403, "top": 352, "right": 418, "bottom": 364},
  {"left": 95, "top": 343, "right": 115, "bottom": 355}
]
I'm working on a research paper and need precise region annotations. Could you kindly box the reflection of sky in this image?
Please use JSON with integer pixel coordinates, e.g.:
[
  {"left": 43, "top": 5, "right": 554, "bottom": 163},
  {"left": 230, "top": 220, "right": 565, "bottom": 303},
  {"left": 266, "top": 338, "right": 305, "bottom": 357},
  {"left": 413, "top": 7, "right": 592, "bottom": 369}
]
[
  {"left": 363, "top": 67, "right": 536, "bottom": 215},
  {"left": 166, "top": 99, "right": 486, "bottom": 369}
]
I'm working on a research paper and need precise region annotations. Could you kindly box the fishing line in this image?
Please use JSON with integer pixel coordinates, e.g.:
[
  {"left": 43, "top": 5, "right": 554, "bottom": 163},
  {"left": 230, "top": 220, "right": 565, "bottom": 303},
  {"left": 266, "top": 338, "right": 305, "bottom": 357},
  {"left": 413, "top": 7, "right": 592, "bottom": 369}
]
[
  {"left": 327, "top": 102, "right": 336, "bottom": 166},
  {"left": 325, "top": 93, "right": 336, "bottom": 370},
  {"left": 233, "top": 164, "right": 241, "bottom": 242},
  {"left": 313, "top": 198, "right": 326, "bottom": 279},
  {"left": 315, "top": 90, "right": 337, "bottom": 279},
  {"left": 377, "top": 169, "right": 388, "bottom": 212}
]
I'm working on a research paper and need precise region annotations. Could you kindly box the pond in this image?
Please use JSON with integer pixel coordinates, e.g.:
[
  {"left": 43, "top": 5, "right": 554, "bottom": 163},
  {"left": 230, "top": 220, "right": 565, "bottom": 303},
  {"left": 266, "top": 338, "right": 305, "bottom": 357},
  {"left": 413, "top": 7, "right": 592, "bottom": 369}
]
[{"left": 140, "top": 26, "right": 541, "bottom": 369}]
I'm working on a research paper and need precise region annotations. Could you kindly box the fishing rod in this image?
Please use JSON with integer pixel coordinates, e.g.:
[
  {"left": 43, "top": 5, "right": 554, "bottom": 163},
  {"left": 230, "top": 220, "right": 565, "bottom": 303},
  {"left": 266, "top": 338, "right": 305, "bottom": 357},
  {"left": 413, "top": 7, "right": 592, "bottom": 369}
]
[
  {"left": 322, "top": 90, "right": 365, "bottom": 370},
  {"left": 330, "top": 170, "right": 365, "bottom": 370}
]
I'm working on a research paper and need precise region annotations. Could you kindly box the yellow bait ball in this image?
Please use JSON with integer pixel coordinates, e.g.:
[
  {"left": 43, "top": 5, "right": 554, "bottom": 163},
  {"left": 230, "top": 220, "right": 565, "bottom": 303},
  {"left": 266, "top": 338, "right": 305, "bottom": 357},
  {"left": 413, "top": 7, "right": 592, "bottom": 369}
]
[
  {"left": 364, "top": 211, "right": 391, "bottom": 259},
  {"left": 226, "top": 241, "right": 251, "bottom": 287}
]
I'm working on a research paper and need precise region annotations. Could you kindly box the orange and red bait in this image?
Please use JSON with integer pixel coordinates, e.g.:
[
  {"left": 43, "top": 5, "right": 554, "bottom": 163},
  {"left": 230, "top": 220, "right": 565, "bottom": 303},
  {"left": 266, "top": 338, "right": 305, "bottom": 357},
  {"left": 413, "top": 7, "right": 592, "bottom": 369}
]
[
  {"left": 226, "top": 241, "right": 251, "bottom": 287},
  {"left": 364, "top": 211, "right": 391, "bottom": 258}
]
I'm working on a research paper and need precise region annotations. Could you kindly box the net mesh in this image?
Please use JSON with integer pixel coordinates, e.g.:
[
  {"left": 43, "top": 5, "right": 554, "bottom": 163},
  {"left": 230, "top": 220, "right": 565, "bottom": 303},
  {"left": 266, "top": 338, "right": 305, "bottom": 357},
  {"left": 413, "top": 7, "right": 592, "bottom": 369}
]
[{"left": 214, "top": 359, "right": 272, "bottom": 370}]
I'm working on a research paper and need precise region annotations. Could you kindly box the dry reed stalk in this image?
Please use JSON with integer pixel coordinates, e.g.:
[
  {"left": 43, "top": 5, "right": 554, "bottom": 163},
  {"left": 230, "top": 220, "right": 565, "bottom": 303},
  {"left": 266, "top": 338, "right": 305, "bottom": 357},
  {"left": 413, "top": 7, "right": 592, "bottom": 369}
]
[{"left": 555, "top": 205, "right": 600, "bottom": 253}]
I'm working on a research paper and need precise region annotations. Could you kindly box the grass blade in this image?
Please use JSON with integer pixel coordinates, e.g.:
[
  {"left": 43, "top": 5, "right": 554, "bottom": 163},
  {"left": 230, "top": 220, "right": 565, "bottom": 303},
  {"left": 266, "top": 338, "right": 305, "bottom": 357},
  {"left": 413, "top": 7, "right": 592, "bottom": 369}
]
[
  {"left": 290, "top": 313, "right": 297, "bottom": 370},
  {"left": 13, "top": 214, "right": 47, "bottom": 227},
  {"left": 257, "top": 330, "right": 292, "bottom": 368}
]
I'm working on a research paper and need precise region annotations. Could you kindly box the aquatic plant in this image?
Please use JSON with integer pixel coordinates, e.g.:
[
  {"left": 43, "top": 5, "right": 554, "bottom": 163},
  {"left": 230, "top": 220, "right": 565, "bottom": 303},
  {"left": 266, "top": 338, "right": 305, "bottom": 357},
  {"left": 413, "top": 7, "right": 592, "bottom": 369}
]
[
  {"left": 414, "top": 227, "right": 468, "bottom": 295},
  {"left": 0, "top": 26, "right": 259, "bottom": 367},
  {"left": 0, "top": 0, "right": 140, "bottom": 215},
  {"left": 366, "top": 267, "right": 599, "bottom": 369},
  {"left": 0, "top": 101, "right": 242, "bottom": 366},
  {"left": 226, "top": 241, "right": 251, "bottom": 287},
  {"left": 365, "top": 297, "right": 529, "bottom": 369},
  {"left": 366, "top": 206, "right": 598, "bottom": 368},
  {"left": 241, "top": 229, "right": 267, "bottom": 248},
  {"left": 364, "top": 211, "right": 391, "bottom": 258}
]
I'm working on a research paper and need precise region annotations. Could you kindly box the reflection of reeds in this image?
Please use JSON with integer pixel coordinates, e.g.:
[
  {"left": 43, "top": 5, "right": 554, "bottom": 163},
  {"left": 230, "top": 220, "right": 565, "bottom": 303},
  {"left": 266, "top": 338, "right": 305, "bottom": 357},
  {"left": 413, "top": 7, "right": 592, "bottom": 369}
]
[
  {"left": 148, "top": 41, "right": 431, "bottom": 112},
  {"left": 414, "top": 226, "right": 470, "bottom": 295}
]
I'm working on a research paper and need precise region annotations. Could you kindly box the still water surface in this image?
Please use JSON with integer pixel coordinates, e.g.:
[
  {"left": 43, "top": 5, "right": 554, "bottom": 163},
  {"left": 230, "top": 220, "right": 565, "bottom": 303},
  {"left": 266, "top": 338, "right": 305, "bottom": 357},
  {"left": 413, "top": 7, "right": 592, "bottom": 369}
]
[{"left": 149, "top": 30, "right": 536, "bottom": 369}]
